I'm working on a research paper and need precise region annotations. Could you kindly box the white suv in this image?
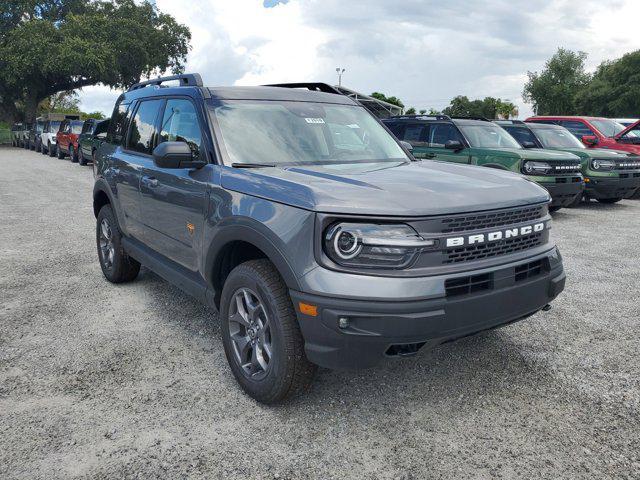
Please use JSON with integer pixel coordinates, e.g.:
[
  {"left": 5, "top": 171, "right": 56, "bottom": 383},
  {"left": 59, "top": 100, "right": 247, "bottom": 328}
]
[{"left": 41, "top": 120, "right": 62, "bottom": 157}]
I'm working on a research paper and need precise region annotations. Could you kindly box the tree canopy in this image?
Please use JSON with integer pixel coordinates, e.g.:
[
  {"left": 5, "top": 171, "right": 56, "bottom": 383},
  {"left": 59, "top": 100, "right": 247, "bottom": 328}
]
[
  {"left": 0, "top": 0, "right": 191, "bottom": 122},
  {"left": 442, "top": 95, "right": 518, "bottom": 119},
  {"left": 370, "top": 92, "right": 405, "bottom": 109},
  {"left": 522, "top": 48, "right": 590, "bottom": 115}
]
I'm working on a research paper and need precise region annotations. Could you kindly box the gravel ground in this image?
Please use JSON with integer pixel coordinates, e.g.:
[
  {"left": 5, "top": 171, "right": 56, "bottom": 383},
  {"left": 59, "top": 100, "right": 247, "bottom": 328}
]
[{"left": 0, "top": 146, "right": 639, "bottom": 480}]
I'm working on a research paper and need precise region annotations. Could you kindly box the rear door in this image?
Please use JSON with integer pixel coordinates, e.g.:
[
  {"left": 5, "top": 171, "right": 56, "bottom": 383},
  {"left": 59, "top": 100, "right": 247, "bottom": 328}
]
[{"left": 138, "top": 97, "right": 210, "bottom": 271}]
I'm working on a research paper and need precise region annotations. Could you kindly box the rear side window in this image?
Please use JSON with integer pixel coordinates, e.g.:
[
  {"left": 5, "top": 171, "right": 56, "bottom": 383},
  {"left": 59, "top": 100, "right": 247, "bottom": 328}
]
[
  {"left": 504, "top": 126, "right": 539, "bottom": 146},
  {"left": 429, "top": 123, "right": 463, "bottom": 147},
  {"left": 388, "top": 123, "right": 429, "bottom": 146},
  {"left": 126, "top": 99, "right": 163, "bottom": 154},
  {"left": 559, "top": 120, "right": 595, "bottom": 139},
  {"left": 107, "top": 101, "right": 131, "bottom": 145},
  {"left": 158, "top": 98, "right": 203, "bottom": 160}
]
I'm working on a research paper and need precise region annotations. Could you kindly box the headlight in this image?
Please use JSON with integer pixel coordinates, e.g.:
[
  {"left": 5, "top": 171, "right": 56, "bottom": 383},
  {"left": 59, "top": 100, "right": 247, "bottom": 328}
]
[
  {"left": 324, "top": 223, "right": 436, "bottom": 269},
  {"left": 522, "top": 161, "right": 552, "bottom": 175},
  {"left": 591, "top": 159, "right": 615, "bottom": 170}
]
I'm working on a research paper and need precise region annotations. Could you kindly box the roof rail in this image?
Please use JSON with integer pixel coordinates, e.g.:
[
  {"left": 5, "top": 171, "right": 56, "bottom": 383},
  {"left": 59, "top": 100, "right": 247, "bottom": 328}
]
[
  {"left": 450, "top": 116, "right": 491, "bottom": 122},
  {"left": 264, "top": 82, "right": 342, "bottom": 94},
  {"left": 494, "top": 119, "right": 525, "bottom": 125},
  {"left": 128, "top": 73, "right": 203, "bottom": 91},
  {"left": 386, "top": 114, "right": 452, "bottom": 121}
]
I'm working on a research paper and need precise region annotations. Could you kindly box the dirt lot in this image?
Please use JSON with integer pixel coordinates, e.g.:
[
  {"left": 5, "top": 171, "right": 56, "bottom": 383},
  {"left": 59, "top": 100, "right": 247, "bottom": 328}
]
[{"left": 0, "top": 146, "right": 639, "bottom": 479}]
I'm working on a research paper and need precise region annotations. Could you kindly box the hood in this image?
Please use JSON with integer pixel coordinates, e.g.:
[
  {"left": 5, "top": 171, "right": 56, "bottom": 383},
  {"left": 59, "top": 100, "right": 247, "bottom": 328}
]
[
  {"left": 550, "top": 147, "right": 636, "bottom": 159},
  {"left": 478, "top": 148, "right": 580, "bottom": 162},
  {"left": 220, "top": 161, "right": 550, "bottom": 216}
]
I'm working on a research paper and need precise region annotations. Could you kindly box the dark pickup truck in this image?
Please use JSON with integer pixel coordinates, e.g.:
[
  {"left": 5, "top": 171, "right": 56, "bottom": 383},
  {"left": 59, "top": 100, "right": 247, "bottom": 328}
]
[{"left": 93, "top": 74, "right": 566, "bottom": 403}]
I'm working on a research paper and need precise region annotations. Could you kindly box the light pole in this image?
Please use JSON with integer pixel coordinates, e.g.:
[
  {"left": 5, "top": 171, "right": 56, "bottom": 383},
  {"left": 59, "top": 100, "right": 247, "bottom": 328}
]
[{"left": 336, "top": 67, "right": 345, "bottom": 86}]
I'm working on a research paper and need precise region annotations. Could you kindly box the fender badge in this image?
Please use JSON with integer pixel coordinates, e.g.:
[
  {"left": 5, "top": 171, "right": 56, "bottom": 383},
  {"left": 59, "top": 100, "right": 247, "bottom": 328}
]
[{"left": 186, "top": 223, "right": 195, "bottom": 235}]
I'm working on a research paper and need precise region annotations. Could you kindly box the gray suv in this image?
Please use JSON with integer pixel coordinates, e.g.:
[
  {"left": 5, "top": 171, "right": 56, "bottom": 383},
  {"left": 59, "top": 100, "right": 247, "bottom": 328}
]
[{"left": 93, "top": 74, "right": 566, "bottom": 403}]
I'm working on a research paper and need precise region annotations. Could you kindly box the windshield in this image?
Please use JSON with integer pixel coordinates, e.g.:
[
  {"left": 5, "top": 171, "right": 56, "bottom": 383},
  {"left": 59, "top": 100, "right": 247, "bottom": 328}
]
[
  {"left": 590, "top": 119, "right": 627, "bottom": 137},
  {"left": 459, "top": 124, "right": 522, "bottom": 149},
  {"left": 49, "top": 121, "right": 61, "bottom": 132},
  {"left": 71, "top": 121, "right": 83, "bottom": 134},
  {"left": 210, "top": 100, "right": 408, "bottom": 166},
  {"left": 532, "top": 126, "right": 585, "bottom": 149}
]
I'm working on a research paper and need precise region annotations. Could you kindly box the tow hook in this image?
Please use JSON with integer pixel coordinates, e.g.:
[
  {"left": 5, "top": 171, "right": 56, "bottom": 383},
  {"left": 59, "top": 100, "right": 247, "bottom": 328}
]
[{"left": 542, "top": 304, "right": 552, "bottom": 312}]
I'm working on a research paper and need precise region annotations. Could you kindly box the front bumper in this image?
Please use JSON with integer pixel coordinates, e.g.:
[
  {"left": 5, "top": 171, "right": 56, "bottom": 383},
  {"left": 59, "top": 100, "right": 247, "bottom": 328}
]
[
  {"left": 539, "top": 179, "right": 584, "bottom": 207},
  {"left": 585, "top": 175, "right": 640, "bottom": 199},
  {"left": 291, "top": 248, "right": 565, "bottom": 370}
]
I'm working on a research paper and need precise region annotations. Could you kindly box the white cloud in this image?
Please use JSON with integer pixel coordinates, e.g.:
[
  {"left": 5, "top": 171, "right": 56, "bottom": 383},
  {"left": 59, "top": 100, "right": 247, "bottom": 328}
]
[{"left": 78, "top": 0, "right": 640, "bottom": 119}]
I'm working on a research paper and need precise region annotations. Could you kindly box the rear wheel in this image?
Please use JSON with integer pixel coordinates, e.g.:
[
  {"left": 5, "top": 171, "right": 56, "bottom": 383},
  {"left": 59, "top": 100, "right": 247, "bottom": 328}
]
[
  {"left": 48, "top": 142, "right": 56, "bottom": 157},
  {"left": 78, "top": 147, "right": 86, "bottom": 166},
  {"left": 96, "top": 205, "right": 140, "bottom": 283},
  {"left": 597, "top": 197, "right": 622, "bottom": 204},
  {"left": 220, "top": 259, "right": 316, "bottom": 404},
  {"left": 69, "top": 145, "right": 78, "bottom": 163},
  {"left": 57, "top": 144, "right": 65, "bottom": 159}
]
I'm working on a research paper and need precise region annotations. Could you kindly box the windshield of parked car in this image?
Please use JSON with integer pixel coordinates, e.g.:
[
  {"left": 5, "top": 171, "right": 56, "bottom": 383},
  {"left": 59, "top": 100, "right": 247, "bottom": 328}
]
[
  {"left": 71, "top": 121, "right": 83, "bottom": 134},
  {"left": 458, "top": 124, "right": 522, "bottom": 149},
  {"left": 532, "top": 126, "right": 585, "bottom": 149},
  {"left": 590, "top": 119, "right": 627, "bottom": 137},
  {"left": 49, "top": 121, "right": 61, "bottom": 133},
  {"left": 210, "top": 100, "right": 408, "bottom": 166}
]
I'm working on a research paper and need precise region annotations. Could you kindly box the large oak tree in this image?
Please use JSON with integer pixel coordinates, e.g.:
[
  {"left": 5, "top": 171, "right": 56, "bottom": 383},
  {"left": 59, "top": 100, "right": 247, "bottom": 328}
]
[{"left": 0, "top": 0, "right": 191, "bottom": 122}]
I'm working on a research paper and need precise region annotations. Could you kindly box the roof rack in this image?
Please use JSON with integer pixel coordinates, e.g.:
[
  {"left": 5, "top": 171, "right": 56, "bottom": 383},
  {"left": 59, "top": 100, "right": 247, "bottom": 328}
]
[
  {"left": 386, "top": 114, "right": 452, "bottom": 121},
  {"left": 263, "top": 82, "right": 342, "bottom": 95},
  {"left": 128, "top": 73, "right": 203, "bottom": 91},
  {"left": 450, "top": 116, "right": 491, "bottom": 122},
  {"left": 494, "top": 119, "right": 525, "bottom": 125}
]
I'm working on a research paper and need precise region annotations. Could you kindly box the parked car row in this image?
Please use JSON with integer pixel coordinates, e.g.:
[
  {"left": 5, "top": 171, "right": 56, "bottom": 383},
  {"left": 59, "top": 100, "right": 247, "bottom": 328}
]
[
  {"left": 12, "top": 114, "right": 109, "bottom": 165},
  {"left": 11, "top": 74, "right": 638, "bottom": 403}
]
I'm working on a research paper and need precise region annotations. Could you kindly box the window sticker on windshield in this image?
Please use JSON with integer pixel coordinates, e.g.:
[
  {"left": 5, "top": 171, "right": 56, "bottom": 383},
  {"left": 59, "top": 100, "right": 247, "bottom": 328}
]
[
  {"left": 305, "top": 118, "right": 325, "bottom": 124},
  {"left": 346, "top": 124, "right": 360, "bottom": 129}
]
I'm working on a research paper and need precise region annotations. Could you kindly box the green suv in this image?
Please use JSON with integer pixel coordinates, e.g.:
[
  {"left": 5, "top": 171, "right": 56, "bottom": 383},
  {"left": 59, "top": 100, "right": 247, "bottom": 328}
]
[
  {"left": 383, "top": 116, "right": 584, "bottom": 211},
  {"left": 497, "top": 120, "right": 640, "bottom": 204}
]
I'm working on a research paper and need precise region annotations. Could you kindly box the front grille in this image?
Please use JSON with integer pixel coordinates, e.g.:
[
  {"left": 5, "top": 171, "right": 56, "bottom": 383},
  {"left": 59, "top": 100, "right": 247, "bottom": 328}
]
[
  {"left": 445, "top": 273, "right": 492, "bottom": 297},
  {"left": 444, "top": 233, "right": 544, "bottom": 264},
  {"left": 441, "top": 205, "right": 544, "bottom": 234},
  {"left": 614, "top": 159, "right": 640, "bottom": 170},
  {"left": 515, "top": 259, "right": 544, "bottom": 282},
  {"left": 550, "top": 161, "right": 581, "bottom": 174}
]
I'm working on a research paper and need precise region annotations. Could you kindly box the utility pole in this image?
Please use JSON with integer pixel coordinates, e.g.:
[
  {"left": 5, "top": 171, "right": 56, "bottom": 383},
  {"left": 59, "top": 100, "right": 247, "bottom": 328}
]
[{"left": 335, "top": 67, "right": 346, "bottom": 86}]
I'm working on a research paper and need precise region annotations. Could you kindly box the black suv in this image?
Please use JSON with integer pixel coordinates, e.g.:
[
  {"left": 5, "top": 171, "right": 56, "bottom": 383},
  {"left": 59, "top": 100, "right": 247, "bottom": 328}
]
[{"left": 93, "top": 74, "right": 566, "bottom": 403}]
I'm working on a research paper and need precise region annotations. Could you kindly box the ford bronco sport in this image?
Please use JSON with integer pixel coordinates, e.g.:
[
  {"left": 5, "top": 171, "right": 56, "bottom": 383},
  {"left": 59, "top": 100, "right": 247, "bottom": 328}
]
[
  {"left": 382, "top": 116, "right": 584, "bottom": 211},
  {"left": 498, "top": 121, "right": 640, "bottom": 204},
  {"left": 93, "top": 74, "right": 566, "bottom": 403}
]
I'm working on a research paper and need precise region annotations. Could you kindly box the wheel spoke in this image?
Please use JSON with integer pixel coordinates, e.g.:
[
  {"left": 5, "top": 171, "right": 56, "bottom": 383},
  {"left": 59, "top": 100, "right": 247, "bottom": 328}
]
[
  {"left": 243, "top": 290, "right": 258, "bottom": 320},
  {"left": 255, "top": 343, "right": 269, "bottom": 371},
  {"left": 229, "top": 310, "right": 250, "bottom": 328}
]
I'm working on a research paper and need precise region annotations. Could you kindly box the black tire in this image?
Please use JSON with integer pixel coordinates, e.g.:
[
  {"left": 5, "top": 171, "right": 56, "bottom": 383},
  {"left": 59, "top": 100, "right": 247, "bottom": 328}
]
[
  {"left": 220, "top": 259, "right": 316, "bottom": 404},
  {"left": 568, "top": 193, "right": 583, "bottom": 208},
  {"left": 24, "top": 140, "right": 30, "bottom": 149},
  {"left": 96, "top": 204, "right": 140, "bottom": 283},
  {"left": 69, "top": 145, "right": 78, "bottom": 163},
  {"left": 48, "top": 143, "right": 56, "bottom": 157},
  {"left": 597, "top": 197, "right": 622, "bottom": 204},
  {"left": 57, "top": 144, "right": 65, "bottom": 159},
  {"left": 78, "top": 147, "right": 86, "bottom": 166},
  {"left": 549, "top": 206, "right": 561, "bottom": 213}
]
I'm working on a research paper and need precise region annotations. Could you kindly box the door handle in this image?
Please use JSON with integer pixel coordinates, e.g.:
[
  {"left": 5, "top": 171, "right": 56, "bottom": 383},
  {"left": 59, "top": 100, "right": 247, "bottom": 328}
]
[{"left": 142, "top": 176, "right": 159, "bottom": 188}]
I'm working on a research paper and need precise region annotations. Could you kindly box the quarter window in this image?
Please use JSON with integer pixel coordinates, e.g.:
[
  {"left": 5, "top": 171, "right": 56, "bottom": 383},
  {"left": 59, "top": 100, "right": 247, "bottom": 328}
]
[
  {"left": 158, "top": 99, "right": 203, "bottom": 160},
  {"left": 107, "top": 101, "right": 131, "bottom": 145},
  {"left": 126, "top": 99, "right": 163, "bottom": 154}
]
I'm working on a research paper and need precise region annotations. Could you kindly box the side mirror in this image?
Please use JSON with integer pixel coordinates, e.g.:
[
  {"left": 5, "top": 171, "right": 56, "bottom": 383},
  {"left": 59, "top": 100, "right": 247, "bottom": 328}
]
[
  {"left": 445, "top": 139, "right": 464, "bottom": 151},
  {"left": 582, "top": 135, "right": 598, "bottom": 146},
  {"left": 152, "top": 141, "right": 206, "bottom": 169},
  {"left": 399, "top": 140, "right": 413, "bottom": 152},
  {"left": 521, "top": 141, "right": 537, "bottom": 149}
]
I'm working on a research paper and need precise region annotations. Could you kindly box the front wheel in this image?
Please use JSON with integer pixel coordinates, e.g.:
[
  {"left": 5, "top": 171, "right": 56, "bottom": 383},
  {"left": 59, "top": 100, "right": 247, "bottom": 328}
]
[
  {"left": 57, "top": 144, "right": 65, "bottom": 159},
  {"left": 69, "top": 145, "right": 78, "bottom": 163},
  {"left": 220, "top": 259, "right": 316, "bottom": 404},
  {"left": 96, "top": 205, "right": 140, "bottom": 283},
  {"left": 597, "top": 198, "right": 622, "bottom": 204},
  {"left": 48, "top": 143, "right": 56, "bottom": 157}
]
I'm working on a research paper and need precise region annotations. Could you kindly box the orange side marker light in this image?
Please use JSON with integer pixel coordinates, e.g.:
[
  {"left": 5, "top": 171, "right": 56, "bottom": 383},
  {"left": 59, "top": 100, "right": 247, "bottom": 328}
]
[{"left": 298, "top": 302, "right": 318, "bottom": 317}]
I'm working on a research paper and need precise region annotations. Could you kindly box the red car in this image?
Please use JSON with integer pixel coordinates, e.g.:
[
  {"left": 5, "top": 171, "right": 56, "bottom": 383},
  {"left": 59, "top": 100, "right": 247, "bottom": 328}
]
[
  {"left": 526, "top": 115, "right": 640, "bottom": 155},
  {"left": 56, "top": 119, "right": 85, "bottom": 162}
]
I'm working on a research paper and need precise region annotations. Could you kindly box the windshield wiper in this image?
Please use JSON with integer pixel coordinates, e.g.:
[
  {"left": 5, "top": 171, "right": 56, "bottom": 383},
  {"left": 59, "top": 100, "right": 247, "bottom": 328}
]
[{"left": 231, "top": 162, "right": 278, "bottom": 168}]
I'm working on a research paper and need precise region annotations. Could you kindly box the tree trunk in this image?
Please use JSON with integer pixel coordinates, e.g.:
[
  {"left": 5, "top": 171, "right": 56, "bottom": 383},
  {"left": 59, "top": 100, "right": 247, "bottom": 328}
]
[{"left": 24, "top": 92, "right": 41, "bottom": 123}]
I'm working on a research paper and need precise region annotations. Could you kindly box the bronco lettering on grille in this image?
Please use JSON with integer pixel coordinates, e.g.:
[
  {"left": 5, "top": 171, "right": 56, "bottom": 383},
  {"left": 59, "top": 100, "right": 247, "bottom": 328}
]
[{"left": 446, "top": 222, "right": 547, "bottom": 248}]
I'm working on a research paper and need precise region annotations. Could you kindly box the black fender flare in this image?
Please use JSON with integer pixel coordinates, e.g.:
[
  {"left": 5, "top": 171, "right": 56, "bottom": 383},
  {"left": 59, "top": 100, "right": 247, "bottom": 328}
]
[
  {"left": 92, "top": 178, "right": 121, "bottom": 223},
  {"left": 204, "top": 218, "right": 301, "bottom": 292}
]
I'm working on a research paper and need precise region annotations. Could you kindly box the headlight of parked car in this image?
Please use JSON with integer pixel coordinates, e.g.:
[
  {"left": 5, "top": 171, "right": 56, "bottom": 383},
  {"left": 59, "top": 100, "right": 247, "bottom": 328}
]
[
  {"left": 323, "top": 222, "right": 436, "bottom": 269},
  {"left": 591, "top": 159, "right": 615, "bottom": 170},
  {"left": 522, "top": 161, "right": 552, "bottom": 175}
]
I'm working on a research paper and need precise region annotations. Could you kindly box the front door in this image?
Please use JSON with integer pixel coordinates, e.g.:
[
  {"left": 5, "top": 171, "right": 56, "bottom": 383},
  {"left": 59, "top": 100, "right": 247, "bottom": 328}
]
[
  {"left": 139, "top": 97, "right": 210, "bottom": 272},
  {"left": 423, "top": 122, "right": 471, "bottom": 164}
]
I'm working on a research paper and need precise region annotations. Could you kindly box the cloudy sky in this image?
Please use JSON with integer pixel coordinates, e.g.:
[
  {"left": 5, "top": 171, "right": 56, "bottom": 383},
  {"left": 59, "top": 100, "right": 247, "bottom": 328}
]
[{"left": 79, "top": 0, "right": 640, "bottom": 118}]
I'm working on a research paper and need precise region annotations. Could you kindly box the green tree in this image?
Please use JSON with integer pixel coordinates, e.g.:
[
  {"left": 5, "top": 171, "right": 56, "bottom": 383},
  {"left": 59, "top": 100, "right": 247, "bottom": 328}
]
[
  {"left": 576, "top": 50, "right": 640, "bottom": 116},
  {"left": 404, "top": 107, "right": 416, "bottom": 115},
  {"left": 0, "top": 0, "right": 191, "bottom": 122},
  {"left": 522, "top": 48, "right": 590, "bottom": 115},
  {"left": 370, "top": 92, "right": 405, "bottom": 109},
  {"left": 495, "top": 100, "right": 519, "bottom": 119}
]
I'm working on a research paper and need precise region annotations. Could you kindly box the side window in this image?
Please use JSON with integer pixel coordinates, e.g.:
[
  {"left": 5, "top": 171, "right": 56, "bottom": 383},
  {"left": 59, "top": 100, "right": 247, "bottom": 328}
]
[
  {"left": 126, "top": 99, "right": 163, "bottom": 154},
  {"left": 403, "top": 124, "right": 429, "bottom": 146},
  {"left": 560, "top": 120, "right": 594, "bottom": 139},
  {"left": 107, "top": 101, "right": 131, "bottom": 145},
  {"left": 505, "top": 127, "right": 538, "bottom": 146},
  {"left": 81, "top": 122, "right": 90, "bottom": 134},
  {"left": 384, "top": 122, "right": 405, "bottom": 139},
  {"left": 429, "top": 123, "right": 462, "bottom": 147},
  {"left": 158, "top": 98, "right": 203, "bottom": 159}
]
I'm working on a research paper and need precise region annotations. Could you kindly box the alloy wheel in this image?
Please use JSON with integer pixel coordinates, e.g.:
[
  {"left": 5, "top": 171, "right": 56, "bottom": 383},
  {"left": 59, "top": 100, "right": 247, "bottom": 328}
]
[
  {"left": 99, "top": 218, "right": 115, "bottom": 271},
  {"left": 228, "top": 288, "right": 273, "bottom": 379}
]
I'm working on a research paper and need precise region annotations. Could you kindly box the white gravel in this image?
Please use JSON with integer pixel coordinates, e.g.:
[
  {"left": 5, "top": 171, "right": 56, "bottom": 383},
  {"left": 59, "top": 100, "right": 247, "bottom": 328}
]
[{"left": 0, "top": 146, "right": 639, "bottom": 479}]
